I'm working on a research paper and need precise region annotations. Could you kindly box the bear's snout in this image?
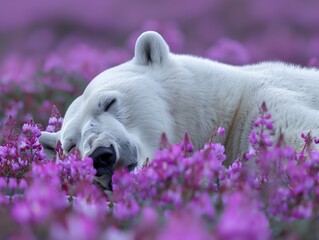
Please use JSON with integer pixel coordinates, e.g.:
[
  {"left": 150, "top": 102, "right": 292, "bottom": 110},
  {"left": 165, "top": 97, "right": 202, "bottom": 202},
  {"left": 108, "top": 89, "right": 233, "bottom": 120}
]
[{"left": 90, "top": 146, "right": 116, "bottom": 177}]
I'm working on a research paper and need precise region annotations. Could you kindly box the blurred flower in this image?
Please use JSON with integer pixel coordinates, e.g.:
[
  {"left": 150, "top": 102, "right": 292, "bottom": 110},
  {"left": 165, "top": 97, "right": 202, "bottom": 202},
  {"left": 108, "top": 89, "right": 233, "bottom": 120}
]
[
  {"left": 43, "top": 44, "right": 110, "bottom": 80},
  {"left": 185, "top": 192, "right": 216, "bottom": 219},
  {"left": 72, "top": 182, "right": 109, "bottom": 220},
  {"left": 0, "top": 54, "right": 38, "bottom": 92},
  {"left": 216, "top": 192, "right": 270, "bottom": 240},
  {"left": 8, "top": 178, "right": 18, "bottom": 189},
  {"left": 207, "top": 38, "right": 250, "bottom": 65},
  {"left": 11, "top": 181, "right": 67, "bottom": 225},
  {"left": 50, "top": 214, "right": 99, "bottom": 240},
  {"left": 113, "top": 195, "right": 140, "bottom": 220},
  {"left": 102, "top": 227, "right": 134, "bottom": 240},
  {"left": 159, "top": 212, "right": 211, "bottom": 240},
  {"left": 0, "top": 177, "right": 6, "bottom": 189},
  {"left": 308, "top": 57, "right": 319, "bottom": 68},
  {"left": 217, "top": 127, "right": 225, "bottom": 136}
]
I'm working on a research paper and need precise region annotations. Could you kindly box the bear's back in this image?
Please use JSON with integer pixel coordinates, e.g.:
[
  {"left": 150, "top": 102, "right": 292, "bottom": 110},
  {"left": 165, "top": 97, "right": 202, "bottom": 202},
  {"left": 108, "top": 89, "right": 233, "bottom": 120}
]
[{"left": 242, "top": 62, "right": 319, "bottom": 109}]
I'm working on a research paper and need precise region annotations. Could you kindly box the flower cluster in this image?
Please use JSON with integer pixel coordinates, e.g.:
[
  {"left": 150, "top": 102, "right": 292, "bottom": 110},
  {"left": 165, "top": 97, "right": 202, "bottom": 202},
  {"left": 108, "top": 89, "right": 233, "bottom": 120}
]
[
  {"left": 56, "top": 153, "right": 97, "bottom": 193},
  {"left": 111, "top": 133, "right": 225, "bottom": 220},
  {"left": 0, "top": 116, "right": 45, "bottom": 180},
  {"left": 0, "top": 102, "right": 319, "bottom": 238}
]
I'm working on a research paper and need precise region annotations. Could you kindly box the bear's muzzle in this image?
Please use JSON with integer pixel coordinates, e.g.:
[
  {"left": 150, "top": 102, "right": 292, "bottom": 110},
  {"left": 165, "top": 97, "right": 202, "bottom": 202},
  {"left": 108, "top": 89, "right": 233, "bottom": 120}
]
[{"left": 90, "top": 146, "right": 116, "bottom": 190}]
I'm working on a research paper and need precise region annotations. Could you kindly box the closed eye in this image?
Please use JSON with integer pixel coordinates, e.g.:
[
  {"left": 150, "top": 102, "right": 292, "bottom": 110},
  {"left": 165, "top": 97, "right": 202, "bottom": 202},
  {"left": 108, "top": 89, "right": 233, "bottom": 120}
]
[
  {"left": 67, "top": 144, "right": 76, "bottom": 153},
  {"left": 104, "top": 98, "right": 116, "bottom": 112}
]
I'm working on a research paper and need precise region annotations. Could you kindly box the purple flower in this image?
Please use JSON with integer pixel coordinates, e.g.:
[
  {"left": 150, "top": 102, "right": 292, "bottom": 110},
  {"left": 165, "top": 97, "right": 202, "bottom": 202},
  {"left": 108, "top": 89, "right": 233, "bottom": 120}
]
[
  {"left": 30, "top": 161, "right": 60, "bottom": 186},
  {"left": 56, "top": 153, "right": 96, "bottom": 190},
  {"left": 217, "top": 127, "right": 225, "bottom": 136},
  {"left": 72, "top": 182, "right": 109, "bottom": 220},
  {"left": 45, "top": 105, "right": 63, "bottom": 133},
  {"left": 113, "top": 196, "right": 140, "bottom": 220},
  {"left": 18, "top": 178, "right": 28, "bottom": 190},
  {"left": 11, "top": 201, "right": 31, "bottom": 224},
  {"left": 0, "top": 193, "right": 10, "bottom": 205},
  {"left": 185, "top": 192, "right": 216, "bottom": 219},
  {"left": 0, "top": 179, "right": 6, "bottom": 191},
  {"left": 102, "top": 227, "right": 134, "bottom": 240},
  {"left": 11, "top": 181, "right": 68, "bottom": 225},
  {"left": 217, "top": 192, "right": 270, "bottom": 240},
  {"left": 159, "top": 212, "right": 211, "bottom": 240},
  {"left": 19, "top": 119, "right": 46, "bottom": 163},
  {"left": 8, "top": 178, "right": 18, "bottom": 189},
  {"left": 50, "top": 214, "right": 99, "bottom": 240}
]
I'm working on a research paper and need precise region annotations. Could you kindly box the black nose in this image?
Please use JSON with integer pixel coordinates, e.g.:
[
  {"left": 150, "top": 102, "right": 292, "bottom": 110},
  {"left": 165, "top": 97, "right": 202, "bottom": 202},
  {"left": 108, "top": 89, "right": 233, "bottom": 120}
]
[{"left": 90, "top": 146, "right": 116, "bottom": 177}]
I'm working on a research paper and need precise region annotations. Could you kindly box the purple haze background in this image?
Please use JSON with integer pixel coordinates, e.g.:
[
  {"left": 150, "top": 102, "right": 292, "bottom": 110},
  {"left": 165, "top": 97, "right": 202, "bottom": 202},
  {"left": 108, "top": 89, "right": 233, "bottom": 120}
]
[
  {"left": 1, "top": 1, "right": 319, "bottom": 239},
  {"left": 1, "top": 0, "right": 319, "bottom": 125}
]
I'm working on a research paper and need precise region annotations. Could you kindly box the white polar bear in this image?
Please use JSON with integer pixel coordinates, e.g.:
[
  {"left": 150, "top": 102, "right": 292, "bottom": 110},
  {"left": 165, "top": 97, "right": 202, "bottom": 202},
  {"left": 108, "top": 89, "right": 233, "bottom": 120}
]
[{"left": 40, "top": 31, "right": 319, "bottom": 189}]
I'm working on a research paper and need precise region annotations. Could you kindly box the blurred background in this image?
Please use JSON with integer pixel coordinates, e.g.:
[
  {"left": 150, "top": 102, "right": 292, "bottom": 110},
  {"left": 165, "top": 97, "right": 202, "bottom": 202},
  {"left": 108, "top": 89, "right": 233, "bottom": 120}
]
[{"left": 1, "top": 0, "right": 319, "bottom": 128}]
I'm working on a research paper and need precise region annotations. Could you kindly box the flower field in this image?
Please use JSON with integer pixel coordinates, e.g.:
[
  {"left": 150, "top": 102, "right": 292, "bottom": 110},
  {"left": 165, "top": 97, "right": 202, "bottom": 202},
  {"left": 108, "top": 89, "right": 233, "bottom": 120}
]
[{"left": 1, "top": 1, "right": 319, "bottom": 239}]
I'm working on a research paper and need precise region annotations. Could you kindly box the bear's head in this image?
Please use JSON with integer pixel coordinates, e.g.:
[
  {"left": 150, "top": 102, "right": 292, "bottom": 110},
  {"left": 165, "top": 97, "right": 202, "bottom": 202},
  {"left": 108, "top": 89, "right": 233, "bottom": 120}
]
[{"left": 39, "top": 32, "right": 178, "bottom": 190}]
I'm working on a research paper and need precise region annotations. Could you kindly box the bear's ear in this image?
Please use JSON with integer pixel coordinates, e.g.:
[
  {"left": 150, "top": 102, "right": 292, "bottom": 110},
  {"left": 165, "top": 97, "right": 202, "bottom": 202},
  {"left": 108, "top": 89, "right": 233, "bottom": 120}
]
[
  {"left": 39, "top": 131, "right": 60, "bottom": 150},
  {"left": 134, "top": 31, "right": 170, "bottom": 66}
]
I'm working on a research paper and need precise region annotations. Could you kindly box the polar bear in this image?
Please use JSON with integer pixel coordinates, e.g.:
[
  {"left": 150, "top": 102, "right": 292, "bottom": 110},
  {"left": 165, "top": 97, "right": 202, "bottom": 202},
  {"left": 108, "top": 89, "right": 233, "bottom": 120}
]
[{"left": 40, "top": 31, "right": 319, "bottom": 189}]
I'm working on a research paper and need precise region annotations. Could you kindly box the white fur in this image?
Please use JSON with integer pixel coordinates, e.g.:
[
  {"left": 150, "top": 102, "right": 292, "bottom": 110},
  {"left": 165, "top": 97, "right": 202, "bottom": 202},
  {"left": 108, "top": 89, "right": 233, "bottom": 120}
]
[{"left": 40, "top": 31, "right": 319, "bottom": 166}]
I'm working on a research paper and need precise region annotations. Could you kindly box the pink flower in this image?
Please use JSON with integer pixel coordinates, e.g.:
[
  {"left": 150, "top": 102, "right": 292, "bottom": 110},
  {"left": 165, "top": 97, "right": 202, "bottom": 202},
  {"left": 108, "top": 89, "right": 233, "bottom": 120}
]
[{"left": 217, "top": 127, "right": 225, "bottom": 136}]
